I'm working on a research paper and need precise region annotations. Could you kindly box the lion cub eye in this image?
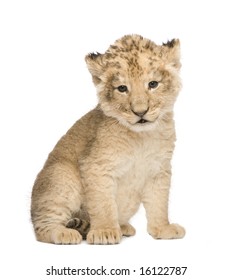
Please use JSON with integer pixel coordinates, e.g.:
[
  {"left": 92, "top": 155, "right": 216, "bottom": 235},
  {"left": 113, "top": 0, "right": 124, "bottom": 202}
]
[
  {"left": 117, "top": 85, "right": 128, "bottom": 93},
  {"left": 148, "top": 81, "right": 159, "bottom": 89}
]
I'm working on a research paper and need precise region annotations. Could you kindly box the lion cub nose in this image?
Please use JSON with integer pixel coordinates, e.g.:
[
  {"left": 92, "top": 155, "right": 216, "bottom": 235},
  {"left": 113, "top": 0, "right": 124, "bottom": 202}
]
[{"left": 132, "top": 108, "right": 149, "bottom": 117}]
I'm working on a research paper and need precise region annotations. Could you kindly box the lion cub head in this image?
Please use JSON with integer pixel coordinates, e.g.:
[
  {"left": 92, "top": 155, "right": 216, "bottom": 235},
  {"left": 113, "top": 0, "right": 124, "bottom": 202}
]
[{"left": 85, "top": 35, "right": 181, "bottom": 132}]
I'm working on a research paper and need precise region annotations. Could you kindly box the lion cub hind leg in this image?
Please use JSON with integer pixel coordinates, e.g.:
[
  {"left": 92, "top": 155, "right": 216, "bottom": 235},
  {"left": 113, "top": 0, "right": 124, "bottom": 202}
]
[
  {"left": 34, "top": 219, "right": 83, "bottom": 244},
  {"left": 32, "top": 162, "right": 83, "bottom": 244},
  {"left": 51, "top": 226, "right": 82, "bottom": 244},
  {"left": 34, "top": 222, "right": 82, "bottom": 244}
]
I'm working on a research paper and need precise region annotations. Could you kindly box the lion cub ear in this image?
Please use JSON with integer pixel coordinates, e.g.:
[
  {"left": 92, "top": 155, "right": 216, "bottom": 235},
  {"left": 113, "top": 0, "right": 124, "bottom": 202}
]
[
  {"left": 162, "top": 39, "right": 181, "bottom": 70},
  {"left": 85, "top": 52, "right": 105, "bottom": 85}
]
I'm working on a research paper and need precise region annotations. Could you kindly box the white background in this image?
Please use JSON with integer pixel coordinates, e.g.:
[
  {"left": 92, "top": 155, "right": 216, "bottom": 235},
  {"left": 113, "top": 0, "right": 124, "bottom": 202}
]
[{"left": 1, "top": 0, "right": 233, "bottom": 279}]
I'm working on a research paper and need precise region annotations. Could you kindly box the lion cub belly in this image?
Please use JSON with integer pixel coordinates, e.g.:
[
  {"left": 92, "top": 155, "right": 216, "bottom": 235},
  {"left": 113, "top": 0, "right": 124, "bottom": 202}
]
[{"left": 116, "top": 151, "right": 161, "bottom": 224}]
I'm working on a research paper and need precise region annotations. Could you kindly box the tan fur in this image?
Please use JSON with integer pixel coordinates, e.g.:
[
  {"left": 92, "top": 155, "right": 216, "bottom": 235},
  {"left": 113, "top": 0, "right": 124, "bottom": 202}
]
[{"left": 31, "top": 35, "right": 185, "bottom": 244}]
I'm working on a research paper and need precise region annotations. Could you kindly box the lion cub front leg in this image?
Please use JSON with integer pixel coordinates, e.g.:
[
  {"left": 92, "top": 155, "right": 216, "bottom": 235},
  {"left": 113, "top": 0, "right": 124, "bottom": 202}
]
[
  {"left": 83, "top": 175, "right": 122, "bottom": 245},
  {"left": 143, "top": 171, "right": 185, "bottom": 239}
]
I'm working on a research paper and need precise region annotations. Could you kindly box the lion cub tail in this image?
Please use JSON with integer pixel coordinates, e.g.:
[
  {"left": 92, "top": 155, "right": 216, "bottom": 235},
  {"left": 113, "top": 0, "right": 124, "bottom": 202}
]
[{"left": 66, "top": 218, "right": 90, "bottom": 240}]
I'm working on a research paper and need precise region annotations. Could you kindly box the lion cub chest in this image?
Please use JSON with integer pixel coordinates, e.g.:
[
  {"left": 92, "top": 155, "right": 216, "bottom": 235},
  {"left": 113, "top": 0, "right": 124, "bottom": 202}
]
[{"left": 116, "top": 135, "right": 171, "bottom": 193}]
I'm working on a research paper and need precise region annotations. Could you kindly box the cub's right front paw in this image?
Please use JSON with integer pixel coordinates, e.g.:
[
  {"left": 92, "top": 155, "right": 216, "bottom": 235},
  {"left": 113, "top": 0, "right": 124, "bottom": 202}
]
[{"left": 87, "top": 228, "right": 122, "bottom": 245}]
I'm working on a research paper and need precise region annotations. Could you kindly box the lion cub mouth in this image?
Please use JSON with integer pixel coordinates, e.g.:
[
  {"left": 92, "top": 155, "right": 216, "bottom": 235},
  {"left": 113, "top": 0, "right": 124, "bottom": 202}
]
[{"left": 137, "top": 119, "right": 149, "bottom": 124}]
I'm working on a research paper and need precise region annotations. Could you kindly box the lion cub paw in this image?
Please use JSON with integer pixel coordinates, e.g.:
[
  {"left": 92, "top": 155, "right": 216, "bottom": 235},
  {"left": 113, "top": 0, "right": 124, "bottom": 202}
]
[
  {"left": 149, "top": 223, "right": 185, "bottom": 239},
  {"left": 87, "top": 228, "right": 122, "bottom": 245},
  {"left": 51, "top": 226, "right": 82, "bottom": 244},
  {"left": 120, "top": 223, "right": 136, "bottom": 236}
]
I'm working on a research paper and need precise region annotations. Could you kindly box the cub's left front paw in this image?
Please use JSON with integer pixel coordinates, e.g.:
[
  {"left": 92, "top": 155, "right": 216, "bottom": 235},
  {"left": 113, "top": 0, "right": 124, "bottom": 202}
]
[
  {"left": 87, "top": 228, "right": 122, "bottom": 245},
  {"left": 148, "top": 223, "right": 185, "bottom": 239}
]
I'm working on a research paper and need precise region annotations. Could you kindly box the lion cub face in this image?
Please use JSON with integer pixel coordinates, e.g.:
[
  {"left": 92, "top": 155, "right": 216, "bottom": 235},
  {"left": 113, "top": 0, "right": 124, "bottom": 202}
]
[{"left": 86, "top": 35, "right": 181, "bottom": 132}]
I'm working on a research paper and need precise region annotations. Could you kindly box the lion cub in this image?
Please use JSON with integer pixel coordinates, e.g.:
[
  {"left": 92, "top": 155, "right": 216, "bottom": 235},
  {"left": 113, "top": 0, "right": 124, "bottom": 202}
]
[{"left": 31, "top": 35, "right": 185, "bottom": 244}]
